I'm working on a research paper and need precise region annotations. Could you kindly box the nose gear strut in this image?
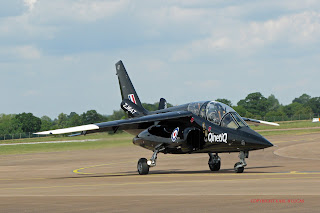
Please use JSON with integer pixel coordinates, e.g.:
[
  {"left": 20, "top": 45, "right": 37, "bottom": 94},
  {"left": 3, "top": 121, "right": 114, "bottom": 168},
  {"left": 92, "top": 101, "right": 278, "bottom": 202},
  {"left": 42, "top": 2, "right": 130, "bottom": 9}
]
[
  {"left": 234, "top": 151, "right": 248, "bottom": 173},
  {"left": 137, "top": 144, "right": 164, "bottom": 175}
]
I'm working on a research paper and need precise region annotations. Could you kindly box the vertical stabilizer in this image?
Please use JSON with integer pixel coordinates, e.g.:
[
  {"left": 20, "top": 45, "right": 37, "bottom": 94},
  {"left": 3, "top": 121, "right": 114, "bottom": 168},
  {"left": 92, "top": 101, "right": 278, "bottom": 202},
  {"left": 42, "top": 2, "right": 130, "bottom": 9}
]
[{"left": 115, "top": 60, "right": 143, "bottom": 107}]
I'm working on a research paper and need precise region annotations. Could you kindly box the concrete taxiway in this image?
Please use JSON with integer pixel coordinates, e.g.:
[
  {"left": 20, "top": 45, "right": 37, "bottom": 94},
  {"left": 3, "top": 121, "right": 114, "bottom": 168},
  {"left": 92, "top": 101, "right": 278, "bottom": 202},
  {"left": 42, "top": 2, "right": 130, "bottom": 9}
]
[{"left": 0, "top": 133, "right": 319, "bottom": 212}]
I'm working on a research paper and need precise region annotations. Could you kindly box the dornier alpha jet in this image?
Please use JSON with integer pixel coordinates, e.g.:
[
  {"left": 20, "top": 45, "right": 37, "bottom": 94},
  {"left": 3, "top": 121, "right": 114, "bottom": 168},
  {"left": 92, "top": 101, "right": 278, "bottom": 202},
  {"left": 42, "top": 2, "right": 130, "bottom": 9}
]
[{"left": 36, "top": 61, "right": 279, "bottom": 174}]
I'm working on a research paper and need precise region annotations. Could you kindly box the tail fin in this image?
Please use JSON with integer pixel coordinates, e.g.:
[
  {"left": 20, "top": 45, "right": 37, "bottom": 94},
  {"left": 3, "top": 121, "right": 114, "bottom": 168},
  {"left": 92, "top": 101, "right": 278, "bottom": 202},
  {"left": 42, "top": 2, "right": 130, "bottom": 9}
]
[{"left": 115, "top": 60, "right": 143, "bottom": 108}]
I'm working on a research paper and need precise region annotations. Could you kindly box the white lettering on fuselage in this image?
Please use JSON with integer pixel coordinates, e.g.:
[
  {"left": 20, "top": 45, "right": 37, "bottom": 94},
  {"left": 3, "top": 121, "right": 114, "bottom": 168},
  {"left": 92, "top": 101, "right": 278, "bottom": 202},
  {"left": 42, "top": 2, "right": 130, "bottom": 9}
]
[
  {"left": 123, "top": 103, "right": 137, "bottom": 114},
  {"left": 207, "top": 133, "right": 228, "bottom": 143}
]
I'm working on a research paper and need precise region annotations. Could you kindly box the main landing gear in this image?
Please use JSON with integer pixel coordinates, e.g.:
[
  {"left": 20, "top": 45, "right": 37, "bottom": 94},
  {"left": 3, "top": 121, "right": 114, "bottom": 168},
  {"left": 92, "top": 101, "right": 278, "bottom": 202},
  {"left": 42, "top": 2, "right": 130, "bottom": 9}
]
[
  {"left": 208, "top": 153, "right": 221, "bottom": 171},
  {"left": 234, "top": 151, "right": 248, "bottom": 173},
  {"left": 137, "top": 144, "right": 164, "bottom": 175},
  {"left": 208, "top": 151, "right": 249, "bottom": 173}
]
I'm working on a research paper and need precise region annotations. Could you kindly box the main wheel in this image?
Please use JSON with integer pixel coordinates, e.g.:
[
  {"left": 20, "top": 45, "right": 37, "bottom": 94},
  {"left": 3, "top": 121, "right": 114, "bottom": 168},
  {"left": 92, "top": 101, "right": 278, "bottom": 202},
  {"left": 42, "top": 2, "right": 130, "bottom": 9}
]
[
  {"left": 234, "top": 162, "right": 244, "bottom": 173},
  {"left": 209, "top": 159, "right": 221, "bottom": 171},
  {"left": 137, "top": 158, "right": 149, "bottom": 175}
]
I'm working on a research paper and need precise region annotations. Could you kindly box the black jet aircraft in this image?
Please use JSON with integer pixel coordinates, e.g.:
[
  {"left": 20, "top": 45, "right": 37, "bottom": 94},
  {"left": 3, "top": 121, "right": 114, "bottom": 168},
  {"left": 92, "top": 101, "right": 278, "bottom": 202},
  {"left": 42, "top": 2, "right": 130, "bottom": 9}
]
[{"left": 36, "top": 61, "right": 279, "bottom": 175}]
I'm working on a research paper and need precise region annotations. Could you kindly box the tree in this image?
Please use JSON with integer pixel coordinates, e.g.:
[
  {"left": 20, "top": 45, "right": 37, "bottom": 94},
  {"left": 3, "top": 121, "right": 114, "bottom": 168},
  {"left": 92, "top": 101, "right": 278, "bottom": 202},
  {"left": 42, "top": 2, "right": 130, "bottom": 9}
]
[
  {"left": 57, "top": 113, "right": 68, "bottom": 128},
  {"left": 0, "top": 114, "right": 21, "bottom": 135},
  {"left": 292, "top": 94, "right": 311, "bottom": 105},
  {"left": 265, "top": 108, "right": 287, "bottom": 120},
  {"left": 306, "top": 97, "right": 320, "bottom": 113},
  {"left": 15, "top": 113, "right": 41, "bottom": 133},
  {"left": 283, "top": 102, "right": 312, "bottom": 117},
  {"left": 81, "top": 110, "right": 103, "bottom": 124},
  {"left": 40, "top": 116, "right": 53, "bottom": 131},
  {"left": 237, "top": 92, "right": 270, "bottom": 117},
  {"left": 107, "top": 109, "right": 126, "bottom": 121},
  {"left": 266, "top": 94, "right": 280, "bottom": 111},
  {"left": 232, "top": 106, "right": 247, "bottom": 117},
  {"left": 68, "top": 112, "right": 82, "bottom": 127}
]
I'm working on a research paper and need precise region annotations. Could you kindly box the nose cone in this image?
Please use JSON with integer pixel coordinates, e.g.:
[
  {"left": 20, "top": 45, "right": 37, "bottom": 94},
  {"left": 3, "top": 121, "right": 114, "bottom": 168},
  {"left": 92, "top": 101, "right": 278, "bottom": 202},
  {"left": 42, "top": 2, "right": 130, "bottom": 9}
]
[
  {"left": 240, "top": 127, "right": 274, "bottom": 149},
  {"left": 250, "top": 134, "right": 274, "bottom": 150},
  {"left": 259, "top": 136, "right": 273, "bottom": 148}
]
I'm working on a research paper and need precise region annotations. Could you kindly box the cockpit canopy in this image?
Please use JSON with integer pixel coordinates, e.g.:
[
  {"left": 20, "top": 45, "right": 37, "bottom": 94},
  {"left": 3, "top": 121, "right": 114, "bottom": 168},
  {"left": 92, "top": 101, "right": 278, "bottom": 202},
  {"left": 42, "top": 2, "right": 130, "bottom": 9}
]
[{"left": 187, "top": 101, "right": 247, "bottom": 129}]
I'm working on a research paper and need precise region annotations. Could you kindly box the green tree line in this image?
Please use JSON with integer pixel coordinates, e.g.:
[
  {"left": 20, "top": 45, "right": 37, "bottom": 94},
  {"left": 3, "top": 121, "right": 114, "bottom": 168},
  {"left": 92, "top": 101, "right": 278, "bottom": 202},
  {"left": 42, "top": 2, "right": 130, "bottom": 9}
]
[
  {"left": 0, "top": 102, "right": 173, "bottom": 135},
  {"left": 216, "top": 93, "right": 319, "bottom": 120},
  {"left": 0, "top": 93, "right": 319, "bottom": 135}
]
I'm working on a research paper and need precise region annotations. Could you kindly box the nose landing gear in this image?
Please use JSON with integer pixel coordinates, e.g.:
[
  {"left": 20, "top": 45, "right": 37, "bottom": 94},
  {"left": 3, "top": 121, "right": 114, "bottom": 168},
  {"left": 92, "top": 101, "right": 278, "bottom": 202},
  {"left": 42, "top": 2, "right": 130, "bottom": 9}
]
[
  {"left": 137, "top": 144, "right": 164, "bottom": 175},
  {"left": 234, "top": 151, "right": 248, "bottom": 173}
]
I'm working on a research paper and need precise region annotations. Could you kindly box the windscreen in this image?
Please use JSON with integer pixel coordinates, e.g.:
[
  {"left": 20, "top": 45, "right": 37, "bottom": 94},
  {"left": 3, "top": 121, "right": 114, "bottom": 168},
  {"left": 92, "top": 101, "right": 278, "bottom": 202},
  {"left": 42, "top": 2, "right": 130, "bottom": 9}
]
[
  {"left": 221, "top": 113, "right": 238, "bottom": 129},
  {"left": 231, "top": 112, "right": 248, "bottom": 127}
]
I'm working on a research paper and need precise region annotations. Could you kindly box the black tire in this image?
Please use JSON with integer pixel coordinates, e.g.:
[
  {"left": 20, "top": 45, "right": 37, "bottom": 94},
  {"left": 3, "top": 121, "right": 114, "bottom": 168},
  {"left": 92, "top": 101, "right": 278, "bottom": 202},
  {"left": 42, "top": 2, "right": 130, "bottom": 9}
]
[
  {"left": 209, "top": 160, "right": 221, "bottom": 171},
  {"left": 137, "top": 158, "right": 149, "bottom": 175},
  {"left": 234, "top": 162, "right": 244, "bottom": 173}
]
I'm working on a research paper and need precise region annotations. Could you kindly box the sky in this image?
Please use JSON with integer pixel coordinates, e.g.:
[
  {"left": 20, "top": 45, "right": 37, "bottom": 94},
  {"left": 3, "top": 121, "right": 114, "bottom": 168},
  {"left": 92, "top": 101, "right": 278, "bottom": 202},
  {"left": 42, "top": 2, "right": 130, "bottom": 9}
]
[{"left": 1, "top": 0, "right": 320, "bottom": 118}]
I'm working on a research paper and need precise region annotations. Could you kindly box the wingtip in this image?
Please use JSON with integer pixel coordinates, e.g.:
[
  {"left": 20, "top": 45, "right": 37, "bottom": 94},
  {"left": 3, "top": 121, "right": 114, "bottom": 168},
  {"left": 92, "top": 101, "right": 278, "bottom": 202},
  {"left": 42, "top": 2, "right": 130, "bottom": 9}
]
[
  {"left": 34, "top": 131, "right": 52, "bottom": 135},
  {"left": 259, "top": 120, "right": 280, "bottom": 126}
]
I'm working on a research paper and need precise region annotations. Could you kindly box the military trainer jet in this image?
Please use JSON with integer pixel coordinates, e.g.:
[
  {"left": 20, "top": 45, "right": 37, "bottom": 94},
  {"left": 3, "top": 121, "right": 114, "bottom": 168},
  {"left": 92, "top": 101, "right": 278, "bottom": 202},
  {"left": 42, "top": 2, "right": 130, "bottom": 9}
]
[{"left": 36, "top": 61, "right": 279, "bottom": 174}]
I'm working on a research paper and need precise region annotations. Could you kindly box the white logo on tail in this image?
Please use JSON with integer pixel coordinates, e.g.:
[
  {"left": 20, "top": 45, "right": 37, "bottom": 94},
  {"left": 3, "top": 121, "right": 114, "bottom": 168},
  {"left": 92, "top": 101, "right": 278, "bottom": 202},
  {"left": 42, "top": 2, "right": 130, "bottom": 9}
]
[
  {"left": 123, "top": 103, "right": 137, "bottom": 114},
  {"left": 128, "top": 94, "right": 137, "bottom": 104}
]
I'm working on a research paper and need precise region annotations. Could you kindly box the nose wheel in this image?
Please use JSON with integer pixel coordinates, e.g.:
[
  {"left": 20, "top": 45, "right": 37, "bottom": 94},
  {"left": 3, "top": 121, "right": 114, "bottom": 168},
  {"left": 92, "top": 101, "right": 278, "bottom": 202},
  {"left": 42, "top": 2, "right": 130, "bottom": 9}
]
[
  {"left": 234, "top": 151, "right": 248, "bottom": 173},
  {"left": 137, "top": 158, "right": 149, "bottom": 175},
  {"left": 137, "top": 144, "right": 164, "bottom": 175}
]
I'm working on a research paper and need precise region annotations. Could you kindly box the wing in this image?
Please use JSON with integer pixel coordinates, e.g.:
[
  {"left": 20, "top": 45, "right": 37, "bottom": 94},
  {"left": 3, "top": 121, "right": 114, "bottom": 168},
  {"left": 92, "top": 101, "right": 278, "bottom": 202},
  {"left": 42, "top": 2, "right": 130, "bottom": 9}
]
[
  {"left": 35, "top": 111, "right": 193, "bottom": 135},
  {"left": 242, "top": 117, "right": 280, "bottom": 126}
]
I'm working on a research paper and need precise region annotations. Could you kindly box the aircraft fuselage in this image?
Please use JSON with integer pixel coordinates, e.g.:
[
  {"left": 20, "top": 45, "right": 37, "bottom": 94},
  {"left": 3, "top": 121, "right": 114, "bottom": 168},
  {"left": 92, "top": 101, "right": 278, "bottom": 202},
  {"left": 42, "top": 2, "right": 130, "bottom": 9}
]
[{"left": 131, "top": 101, "right": 273, "bottom": 154}]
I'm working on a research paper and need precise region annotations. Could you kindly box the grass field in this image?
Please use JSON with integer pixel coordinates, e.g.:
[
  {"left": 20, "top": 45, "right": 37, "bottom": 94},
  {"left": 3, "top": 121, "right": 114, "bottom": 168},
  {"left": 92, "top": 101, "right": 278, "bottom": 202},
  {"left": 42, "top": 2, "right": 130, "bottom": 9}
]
[
  {"left": 258, "top": 128, "right": 320, "bottom": 136},
  {"left": 0, "top": 132, "right": 130, "bottom": 144},
  {"left": 251, "top": 120, "right": 319, "bottom": 130},
  {"left": 0, "top": 120, "right": 319, "bottom": 155},
  {"left": 0, "top": 132, "right": 132, "bottom": 155},
  {"left": 251, "top": 120, "right": 320, "bottom": 136}
]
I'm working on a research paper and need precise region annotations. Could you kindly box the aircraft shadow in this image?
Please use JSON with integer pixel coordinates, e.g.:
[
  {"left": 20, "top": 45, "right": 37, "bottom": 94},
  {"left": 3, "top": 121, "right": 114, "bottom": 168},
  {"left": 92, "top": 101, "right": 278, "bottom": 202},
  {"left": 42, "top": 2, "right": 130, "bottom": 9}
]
[
  {"left": 52, "top": 165, "right": 283, "bottom": 180},
  {"left": 150, "top": 165, "right": 282, "bottom": 175}
]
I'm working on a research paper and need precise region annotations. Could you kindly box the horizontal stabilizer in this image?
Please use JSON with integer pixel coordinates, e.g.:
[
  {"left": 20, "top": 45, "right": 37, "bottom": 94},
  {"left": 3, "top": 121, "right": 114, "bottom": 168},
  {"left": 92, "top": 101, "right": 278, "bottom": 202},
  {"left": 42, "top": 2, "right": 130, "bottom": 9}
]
[
  {"left": 68, "top": 132, "right": 83, "bottom": 137},
  {"left": 242, "top": 117, "right": 280, "bottom": 126}
]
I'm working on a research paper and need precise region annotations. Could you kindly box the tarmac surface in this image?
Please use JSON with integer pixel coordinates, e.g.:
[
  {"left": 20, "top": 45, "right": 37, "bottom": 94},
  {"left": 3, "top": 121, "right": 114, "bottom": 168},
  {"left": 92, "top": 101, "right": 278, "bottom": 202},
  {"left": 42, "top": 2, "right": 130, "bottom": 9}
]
[{"left": 0, "top": 133, "right": 320, "bottom": 212}]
